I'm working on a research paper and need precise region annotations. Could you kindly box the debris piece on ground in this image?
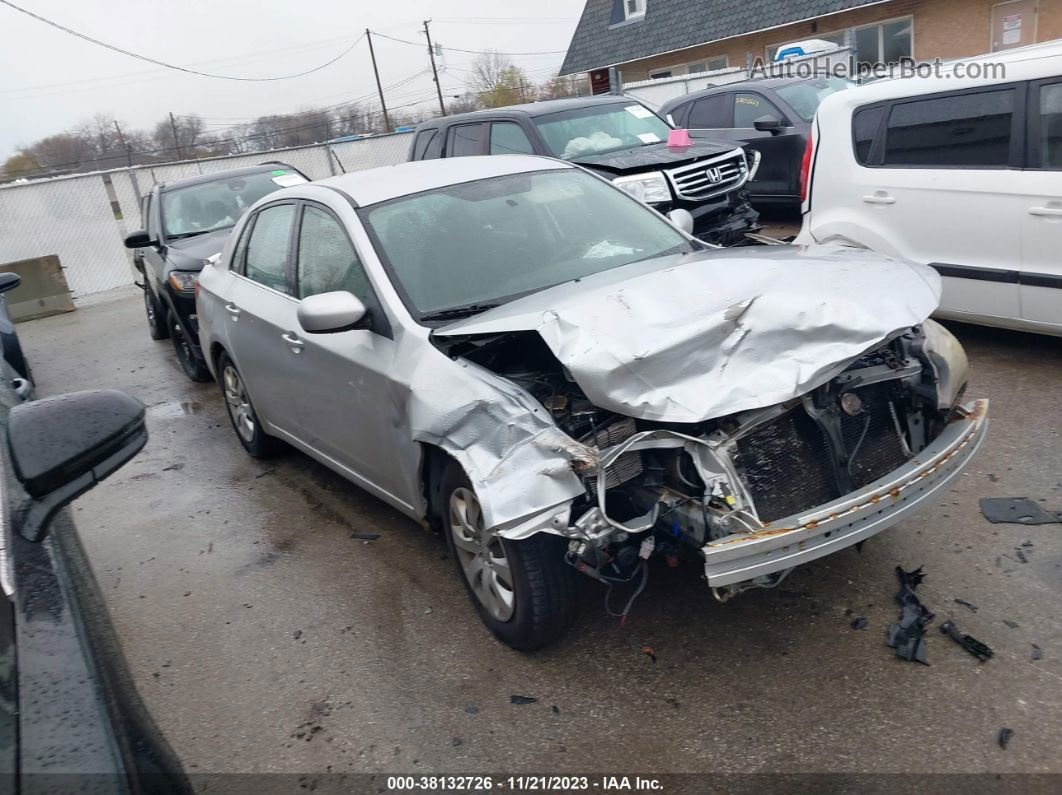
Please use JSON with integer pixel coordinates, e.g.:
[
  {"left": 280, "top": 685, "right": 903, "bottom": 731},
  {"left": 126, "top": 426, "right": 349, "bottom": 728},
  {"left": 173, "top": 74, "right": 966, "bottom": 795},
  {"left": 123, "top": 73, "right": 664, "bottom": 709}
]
[
  {"left": 551, "top": 705, "right": 560, "bottom": 715},
  {"left": 851, "top": 616, "right": 869, "bottom": 630},
  {"left": 998, "top": 728, "right": 1014, "bottom": 749},
  {"left": 464, "top": 705, "right": 479, "bottom": 715},
  {"left": 979, "top": 497, "right": 1062, "bottom": 525},
  {"left": 939, "top": 619, "right": 993, "bottom": 662},
  {"left": 350, "top": 531, "right": 381, "bottom": 541},
  {"left": 1031, "top": 644, "right": 1043, "bottom": 661},
  {"left": 451, "top": 737, "right": 463, "bottom": 747},
  {"left": 510, "top": 695, "right": 537, "bottom": 705},
  {"left": 1003, "top": 620, "right": 1019, "bottom": 630},
  {"left": 641, "top": 645, "right": 657, "bottom": 662},
  {"left": 1015, "top": 549, "right": 1029, "bottom": 564},
  {"left": 954, "top": 598, "right": 979, "bottom": 612},
  {"left": 886, "top": 566, "right": 934, "bottom": 665},
  {"left": 423, "top": 607, "right": 432, "bottom": 615}
]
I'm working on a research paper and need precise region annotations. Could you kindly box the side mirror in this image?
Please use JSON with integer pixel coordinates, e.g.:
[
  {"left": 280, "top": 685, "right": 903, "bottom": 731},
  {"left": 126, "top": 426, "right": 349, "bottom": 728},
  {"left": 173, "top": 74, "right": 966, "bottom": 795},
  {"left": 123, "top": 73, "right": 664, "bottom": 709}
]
[
  {"left": 297, "top": 291, "right": 369, "bottom": 334},
  {"left": 8, "top": 390, "right": 147, "bottom": 542},
  {"left": 667, "top": 208, "right": 695, "bottom": 235},
  {"left": 753, "top": 115, "right": 783, "bottom": 134},
  {"left": 0, "top": 272, "right": 21, "bottom": 294},
  {"left": 124, "top": 229, "right": 155, "bottom": 249}
]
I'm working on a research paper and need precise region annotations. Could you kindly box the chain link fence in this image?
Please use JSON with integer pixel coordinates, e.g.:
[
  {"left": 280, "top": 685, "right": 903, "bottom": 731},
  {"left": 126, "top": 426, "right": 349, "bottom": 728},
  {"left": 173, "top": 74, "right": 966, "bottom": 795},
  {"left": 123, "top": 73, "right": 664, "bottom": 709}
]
[{"left": 0, "top": 132, "right": 412, "bottom": 301}]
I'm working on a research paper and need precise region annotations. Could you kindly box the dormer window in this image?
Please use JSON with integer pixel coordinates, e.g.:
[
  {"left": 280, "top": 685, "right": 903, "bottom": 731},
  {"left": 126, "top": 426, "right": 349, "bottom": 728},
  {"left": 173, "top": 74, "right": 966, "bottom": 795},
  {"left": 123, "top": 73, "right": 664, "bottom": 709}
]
[{"left": 624, "top": 0, "right": 645, "bottom": 20}]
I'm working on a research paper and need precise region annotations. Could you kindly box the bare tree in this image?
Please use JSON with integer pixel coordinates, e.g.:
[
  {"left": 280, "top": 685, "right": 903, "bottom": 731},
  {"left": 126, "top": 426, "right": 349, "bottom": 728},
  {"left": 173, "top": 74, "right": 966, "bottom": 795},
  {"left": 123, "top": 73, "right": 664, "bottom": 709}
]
[
  {"left": 152, "top": 114, "right": 204, "bottom": 159},
  {"left": 468, "top": 51, "right": 531, "bottom": 108}
]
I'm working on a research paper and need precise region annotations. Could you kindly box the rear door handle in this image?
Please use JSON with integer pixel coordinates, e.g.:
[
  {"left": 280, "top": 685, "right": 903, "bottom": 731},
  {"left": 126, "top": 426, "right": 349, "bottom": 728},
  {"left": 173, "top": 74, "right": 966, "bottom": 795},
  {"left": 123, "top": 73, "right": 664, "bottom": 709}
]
[
  {"left": 281, "top": 332, "right": 304, "bottom": 352},
  {"left": 224, "top": 303, "right": 241, "bottom": 318},
  {"left": 1029, "top": 206, "right": 1062, "bottom": 217},
  {"left": 862, "top": 193, "right": 895, "bottom": 205}
]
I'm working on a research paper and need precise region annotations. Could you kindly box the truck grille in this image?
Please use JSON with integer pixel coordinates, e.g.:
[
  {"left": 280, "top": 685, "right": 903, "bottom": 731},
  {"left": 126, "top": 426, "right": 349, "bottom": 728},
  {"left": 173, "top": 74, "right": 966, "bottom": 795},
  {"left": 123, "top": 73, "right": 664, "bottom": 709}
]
[{"left": 665, "top": 149, "right": 748, "bottom": 201}]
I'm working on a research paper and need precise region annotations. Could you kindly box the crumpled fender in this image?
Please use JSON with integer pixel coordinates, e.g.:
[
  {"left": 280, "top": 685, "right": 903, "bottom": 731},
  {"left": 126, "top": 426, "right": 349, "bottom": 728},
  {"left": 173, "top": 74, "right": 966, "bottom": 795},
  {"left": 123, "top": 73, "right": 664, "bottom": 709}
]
[{"left": 408, "top": 354, "right": 585, "bottom": 531}]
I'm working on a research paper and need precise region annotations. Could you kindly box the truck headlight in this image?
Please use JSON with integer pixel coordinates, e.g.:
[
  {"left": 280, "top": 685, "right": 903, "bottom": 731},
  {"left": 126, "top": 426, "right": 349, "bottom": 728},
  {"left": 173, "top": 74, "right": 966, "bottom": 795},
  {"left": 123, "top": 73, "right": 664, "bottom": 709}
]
[
  {"left": 168, "top": 271, "right": 199, "bottom": 294},
  {"left": 920, "top": 320, "right": 969, "bottom": 411},
  {"left": 612, "top": 171, "right": 670, "bottom": 204}
]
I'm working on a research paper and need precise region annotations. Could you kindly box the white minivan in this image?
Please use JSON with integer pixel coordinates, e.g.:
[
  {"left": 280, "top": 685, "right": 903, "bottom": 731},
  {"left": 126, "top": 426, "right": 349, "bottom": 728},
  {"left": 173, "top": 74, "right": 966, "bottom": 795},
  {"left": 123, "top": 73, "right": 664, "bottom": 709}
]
[{"left": 797, "top": 40, "right": 1062, "bottom": 336}]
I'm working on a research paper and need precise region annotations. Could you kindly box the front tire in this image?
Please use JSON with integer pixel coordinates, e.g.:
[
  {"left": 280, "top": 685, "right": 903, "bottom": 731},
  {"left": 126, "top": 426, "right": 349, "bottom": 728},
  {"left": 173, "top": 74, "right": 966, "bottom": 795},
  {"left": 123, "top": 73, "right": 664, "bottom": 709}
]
[
  {"left": 218, "top": 352, "right": 276, "bottom": 458},
  {"left": 440, "top": 462, "right": 576, "bottom": 650},
  {"left": 144, "top": 288, "right": 169, "bottom": 340},
  {"left": 169, "top": 313, "right": 210, "bottom": 382}
]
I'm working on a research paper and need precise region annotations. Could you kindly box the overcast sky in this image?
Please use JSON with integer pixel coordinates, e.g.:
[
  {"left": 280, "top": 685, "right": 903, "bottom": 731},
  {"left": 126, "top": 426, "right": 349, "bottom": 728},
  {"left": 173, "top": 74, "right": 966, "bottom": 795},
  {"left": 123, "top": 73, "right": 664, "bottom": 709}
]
[{"left": 0, "top": 0, "right": 585, "bottom": 159}]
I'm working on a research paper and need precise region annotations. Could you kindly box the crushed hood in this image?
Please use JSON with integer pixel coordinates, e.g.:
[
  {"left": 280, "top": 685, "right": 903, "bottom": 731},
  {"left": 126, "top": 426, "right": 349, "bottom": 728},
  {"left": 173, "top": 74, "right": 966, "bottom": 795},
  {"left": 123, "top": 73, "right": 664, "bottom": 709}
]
[
  {"left": 165, "top": 228, "right": 232, "bottom": 272},
  {"left": 435, "top": 245, "right": 941, "bottom": 424}
]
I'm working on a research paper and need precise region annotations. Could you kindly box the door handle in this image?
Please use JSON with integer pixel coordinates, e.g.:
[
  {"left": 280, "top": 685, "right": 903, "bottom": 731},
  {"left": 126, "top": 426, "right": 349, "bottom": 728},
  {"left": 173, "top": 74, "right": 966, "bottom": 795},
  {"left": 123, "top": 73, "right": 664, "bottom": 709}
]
[
  {"left": 224, "top": 303, "right": 242, "bottom": 318},
  {"left": 1029, "top": 206, "right": 1062, "bottom": 217},
  {"left": 11, "top": 377, "right": 32, "bottom": 402},
  {"left": 281, "top": 332, "right": 304, "bottom": 352},
  {"left": 862, "top": 193, "right": 895, "bottom": 205}
]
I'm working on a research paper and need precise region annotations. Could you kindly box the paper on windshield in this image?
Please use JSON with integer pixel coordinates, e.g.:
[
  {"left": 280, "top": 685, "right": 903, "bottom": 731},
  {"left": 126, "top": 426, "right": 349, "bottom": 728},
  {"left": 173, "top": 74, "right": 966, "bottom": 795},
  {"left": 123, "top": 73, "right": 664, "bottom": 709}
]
[
  {"left": 272, "top": 174, "right": 307, "bottom": 187},
  {"left": 625, "top": 105, "right": 654, "bottom": 119},
  {"left": 636, "top": 132, "right": 661, "bottom": 144}
]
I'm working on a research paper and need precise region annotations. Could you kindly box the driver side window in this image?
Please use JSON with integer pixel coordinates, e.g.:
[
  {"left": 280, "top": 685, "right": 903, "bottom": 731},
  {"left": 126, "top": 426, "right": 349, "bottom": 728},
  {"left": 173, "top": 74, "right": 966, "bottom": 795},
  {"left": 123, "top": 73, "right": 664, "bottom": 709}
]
[
  {"left": 296, "top": 205, "right": 370, "bottom": 301},
  {"left": 244, "top": 203, "right": 295, "bottom": 295}
]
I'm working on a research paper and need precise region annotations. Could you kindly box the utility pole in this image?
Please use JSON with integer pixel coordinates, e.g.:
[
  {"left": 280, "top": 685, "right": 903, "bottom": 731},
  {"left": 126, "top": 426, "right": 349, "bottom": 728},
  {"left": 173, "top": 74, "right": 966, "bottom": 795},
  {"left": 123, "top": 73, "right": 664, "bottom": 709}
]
[
  {"left": 423, "top": 20, "right": 446, "bottom": 116},
  {"left": 169, "top": 112, "right": 183, "bottom": 160},
  {"left": 365, "top": 29, "right": 391, "bottom": 133},
  {"left": 113, "top": 120, "right": 133, "bottom": 168}
]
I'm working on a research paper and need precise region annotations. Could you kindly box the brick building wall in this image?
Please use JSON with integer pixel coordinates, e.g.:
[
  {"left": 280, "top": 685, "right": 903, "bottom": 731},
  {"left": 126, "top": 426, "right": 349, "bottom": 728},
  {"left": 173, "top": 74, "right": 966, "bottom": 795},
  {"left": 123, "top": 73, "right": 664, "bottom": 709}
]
[{"left": 617, "top": 0, "right": 1062, "bottom": 82}]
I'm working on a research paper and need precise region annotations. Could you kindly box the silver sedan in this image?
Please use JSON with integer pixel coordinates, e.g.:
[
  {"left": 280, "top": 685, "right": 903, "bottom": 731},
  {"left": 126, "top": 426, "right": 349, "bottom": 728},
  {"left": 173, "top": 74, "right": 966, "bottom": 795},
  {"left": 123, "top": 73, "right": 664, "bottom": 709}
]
[{"left": 197, "top": 155, "right": 986, "bottom": 649}]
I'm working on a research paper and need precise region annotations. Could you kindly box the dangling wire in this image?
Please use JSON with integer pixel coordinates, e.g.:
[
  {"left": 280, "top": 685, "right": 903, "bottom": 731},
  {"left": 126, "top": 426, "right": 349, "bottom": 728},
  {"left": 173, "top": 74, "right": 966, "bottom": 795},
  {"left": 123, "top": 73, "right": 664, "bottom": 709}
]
[{"left": 603, "top": 560, "right": 649, "bottom": 627}]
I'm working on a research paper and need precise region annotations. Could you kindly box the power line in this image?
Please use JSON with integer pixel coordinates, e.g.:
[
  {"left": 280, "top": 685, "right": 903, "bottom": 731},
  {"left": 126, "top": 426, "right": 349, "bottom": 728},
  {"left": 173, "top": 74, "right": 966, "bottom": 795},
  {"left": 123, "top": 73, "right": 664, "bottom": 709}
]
[
  {"left": 369, "top": 30, "right": 568, "bottom": 56},
  {"left": 0, "top": 0, "right": 365, "bottom": 81}
]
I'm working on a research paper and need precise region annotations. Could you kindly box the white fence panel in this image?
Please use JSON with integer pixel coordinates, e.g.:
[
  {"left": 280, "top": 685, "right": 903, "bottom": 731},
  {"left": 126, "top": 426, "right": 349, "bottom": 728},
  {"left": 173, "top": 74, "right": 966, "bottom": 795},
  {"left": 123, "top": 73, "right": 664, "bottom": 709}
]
[
  {"left": 329, "top": 132, "right": 412, "bottom": 173},
  {"left": 623, "top": 68, "right": 748, "bottom": 109},
  {"left": 0, "top": 174, "right": 137, "bottom": 298}
]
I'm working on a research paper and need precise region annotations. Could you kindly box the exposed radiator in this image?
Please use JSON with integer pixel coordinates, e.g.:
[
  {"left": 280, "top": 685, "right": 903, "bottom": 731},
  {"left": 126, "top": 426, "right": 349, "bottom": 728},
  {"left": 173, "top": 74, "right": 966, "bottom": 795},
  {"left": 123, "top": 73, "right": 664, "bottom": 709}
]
[{"left": 583, "top": 416, "right": 643, "bottom": 495}]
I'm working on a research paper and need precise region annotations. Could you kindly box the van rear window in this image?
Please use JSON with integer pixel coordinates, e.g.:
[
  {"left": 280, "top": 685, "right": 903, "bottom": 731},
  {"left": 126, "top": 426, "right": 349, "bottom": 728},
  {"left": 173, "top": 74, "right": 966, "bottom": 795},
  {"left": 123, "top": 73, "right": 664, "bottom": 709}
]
[{"left": 852, "top": 105, "right": 884, "bottom": 165}]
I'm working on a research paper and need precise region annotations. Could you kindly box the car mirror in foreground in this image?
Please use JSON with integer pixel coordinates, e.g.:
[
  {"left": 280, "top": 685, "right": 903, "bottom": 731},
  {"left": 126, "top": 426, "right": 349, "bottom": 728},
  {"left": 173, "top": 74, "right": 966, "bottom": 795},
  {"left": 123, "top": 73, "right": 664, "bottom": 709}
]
[
  {"left": 297, "top": 291, "right": 369, "bottom": 334},
  {"left": 753, "top": 115, "right": 783, "bottom": 133},
  {"left": 0, "top": 272, "right": 21, "bottom": 293},
  {"left": 667, "top": 208, "right": 695, "bottom": 235},
  {"left": 8, "top": 389, "right": 147, "bottom": 542},
  {"left": 123, "top": 229, "right": 155, "bottom": 249}
]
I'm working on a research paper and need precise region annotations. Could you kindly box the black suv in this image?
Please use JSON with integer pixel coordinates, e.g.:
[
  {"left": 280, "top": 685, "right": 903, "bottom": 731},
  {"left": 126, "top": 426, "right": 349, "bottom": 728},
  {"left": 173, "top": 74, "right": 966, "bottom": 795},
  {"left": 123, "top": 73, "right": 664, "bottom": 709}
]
[
  {"left": 124, "top": 163, "right": 307, "bottom": 381},
  {"left": 409, "top": 96, "right": 760, "bottom": 245}
]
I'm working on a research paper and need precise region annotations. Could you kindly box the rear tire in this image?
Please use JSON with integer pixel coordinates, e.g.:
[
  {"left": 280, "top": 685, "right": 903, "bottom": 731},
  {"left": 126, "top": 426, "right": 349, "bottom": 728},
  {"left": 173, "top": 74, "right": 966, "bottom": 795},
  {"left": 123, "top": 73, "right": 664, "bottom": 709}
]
[
  {"left": 169, "top": 313, "right": 210, "bottom": 382},
  {"left": 144, "top": 288, "right": 169, "bottom": 340},
  {"left": 218, "top": 352, "right": 277, "bottom": 459},
  {"left": 440, "top": 461, "right": 576, "bottom": 650}
]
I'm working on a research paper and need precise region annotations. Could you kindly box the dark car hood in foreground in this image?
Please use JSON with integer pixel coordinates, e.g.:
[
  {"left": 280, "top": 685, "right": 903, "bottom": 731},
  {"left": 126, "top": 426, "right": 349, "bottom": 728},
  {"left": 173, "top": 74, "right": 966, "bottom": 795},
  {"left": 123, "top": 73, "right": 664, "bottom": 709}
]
[
  {"left": 569, "top": 139, "right": 738, "bottom": 172},
  {"left": 165, "top": 228, "right": 232, "bottom": 272},
  {"left": 435, "top": 245, "right": 941, "bottom": 423}
]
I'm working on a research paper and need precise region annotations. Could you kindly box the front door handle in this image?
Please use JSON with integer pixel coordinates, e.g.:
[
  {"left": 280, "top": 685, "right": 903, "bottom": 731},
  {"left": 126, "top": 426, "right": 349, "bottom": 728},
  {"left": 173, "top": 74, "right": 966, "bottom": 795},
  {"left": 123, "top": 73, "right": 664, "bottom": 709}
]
[
  {"left": 224, "top": 303, "right": 242, "bottom": 318},
  {"left": 281, "top": 332, "right": 304, "bottom": 353},
  {"left": 862, "top": 192, "right": 895, "bottom": 205},
  {"left": 1029, "top": 206, "right": 1062, "bottom": 217}
]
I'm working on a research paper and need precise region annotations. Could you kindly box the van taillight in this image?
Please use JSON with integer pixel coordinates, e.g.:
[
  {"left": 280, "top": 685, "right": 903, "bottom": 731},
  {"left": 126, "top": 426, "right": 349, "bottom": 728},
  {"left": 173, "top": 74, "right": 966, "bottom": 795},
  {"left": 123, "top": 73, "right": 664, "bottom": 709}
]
[{"left": 799, "top": 134, "right": 814, "bottom": 203}]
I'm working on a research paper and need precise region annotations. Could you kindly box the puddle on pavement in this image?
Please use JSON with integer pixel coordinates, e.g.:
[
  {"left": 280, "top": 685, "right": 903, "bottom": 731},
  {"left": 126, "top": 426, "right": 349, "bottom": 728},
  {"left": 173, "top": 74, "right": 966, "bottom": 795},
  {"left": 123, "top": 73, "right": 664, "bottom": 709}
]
[{"left": 147, "top": 400, "right": 204, "bottom": 419}]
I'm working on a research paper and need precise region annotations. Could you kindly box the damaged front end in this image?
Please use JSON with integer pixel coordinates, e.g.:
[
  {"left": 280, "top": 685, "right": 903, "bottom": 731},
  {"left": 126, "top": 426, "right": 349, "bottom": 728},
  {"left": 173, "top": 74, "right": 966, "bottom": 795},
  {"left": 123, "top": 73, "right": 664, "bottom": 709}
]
[{"left": 436, "top": 321, "right": 987, "bottom": 600}]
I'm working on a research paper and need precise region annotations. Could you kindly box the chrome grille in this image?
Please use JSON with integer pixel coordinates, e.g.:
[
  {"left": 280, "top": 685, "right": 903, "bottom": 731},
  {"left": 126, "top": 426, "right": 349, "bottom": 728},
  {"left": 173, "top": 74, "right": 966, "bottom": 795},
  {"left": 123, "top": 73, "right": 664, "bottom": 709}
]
[{"left": 665, "top": 149, "right": 749, "bottom": 201}]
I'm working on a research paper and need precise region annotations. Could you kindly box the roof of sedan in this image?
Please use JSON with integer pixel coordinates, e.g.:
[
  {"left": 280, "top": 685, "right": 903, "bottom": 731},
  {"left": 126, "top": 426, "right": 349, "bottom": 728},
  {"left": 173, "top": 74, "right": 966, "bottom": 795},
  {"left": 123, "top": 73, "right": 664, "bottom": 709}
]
[
  {"left": 160, "top": 162, "right": 299, "bottom": 192},
  {"left": 417, "top": 95, "right": 635, "bottom": 127},
  {"left": 314, "top": 155, "right": 571, "bottom": 207}
]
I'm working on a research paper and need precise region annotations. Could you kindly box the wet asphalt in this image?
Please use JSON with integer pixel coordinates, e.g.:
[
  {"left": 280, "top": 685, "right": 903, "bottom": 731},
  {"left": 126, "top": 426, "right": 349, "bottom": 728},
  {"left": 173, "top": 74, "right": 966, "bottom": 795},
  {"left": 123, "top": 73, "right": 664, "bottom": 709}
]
[{"left": 16, "top": 288, "right": 1062, "bottom": 777}]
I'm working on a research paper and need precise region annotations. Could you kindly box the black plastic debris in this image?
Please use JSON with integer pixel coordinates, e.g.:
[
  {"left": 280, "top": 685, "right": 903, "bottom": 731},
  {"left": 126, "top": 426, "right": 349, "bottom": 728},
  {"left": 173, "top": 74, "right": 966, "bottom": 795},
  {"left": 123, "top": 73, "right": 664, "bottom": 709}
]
[
  {"left": 1003, "top": 620, "right": 1020, "bottom": 630},
  {"left": 998, "top": 728, "right": 1014, "bottom": 750},
  {"left": 510, "top": 695, "right": 538, "bottom": 705},
  {"left": 940, "top": 619, "right": 993, "bottom": 662},
  {"left": 349, "top": 531, "right": 381, "bottom": 541},
  {"left": 954, "top": 598, "right": 979, "bottom": 612},
  {"left": 979, "top": 497, "right": 1062, "bottom": 525},
  {"left": 851, "top": 616, "right": 869, "bottom": 630},
  {"left": 886, "top": 566, "right": 934, "bottom": 665},
  {"left": 1031, "top": 644, "right": 1043, "bottom": 661}
]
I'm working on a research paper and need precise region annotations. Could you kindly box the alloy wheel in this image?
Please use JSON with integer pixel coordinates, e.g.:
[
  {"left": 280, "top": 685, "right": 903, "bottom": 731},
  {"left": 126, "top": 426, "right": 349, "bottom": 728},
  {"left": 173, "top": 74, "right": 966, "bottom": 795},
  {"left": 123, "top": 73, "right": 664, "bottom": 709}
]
[
  {"left": 222, "top": 365, "right": 256, "bottom": 443},
  {"left": 449, "top": 487, "right": 515, "bottom": 622}
]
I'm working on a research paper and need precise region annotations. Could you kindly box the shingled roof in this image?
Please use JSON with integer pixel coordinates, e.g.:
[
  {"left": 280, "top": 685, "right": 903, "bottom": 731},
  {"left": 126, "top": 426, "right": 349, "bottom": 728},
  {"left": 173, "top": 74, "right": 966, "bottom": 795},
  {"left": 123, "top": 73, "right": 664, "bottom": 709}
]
[{"left": 560, "top": 0, "right": 888, "bottom": 74}]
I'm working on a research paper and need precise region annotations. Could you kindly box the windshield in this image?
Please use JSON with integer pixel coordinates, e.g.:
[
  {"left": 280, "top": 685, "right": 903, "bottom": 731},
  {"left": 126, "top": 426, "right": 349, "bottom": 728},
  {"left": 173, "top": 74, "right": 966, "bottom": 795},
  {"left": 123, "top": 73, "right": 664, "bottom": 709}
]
[
  {"left": 360, "top": 169, "right": 693, "bottom": 319},
  {"left": 160, "top": 169, "right": 305, "bottom": 239},
  {"left": 533, "top": 103, "right": 672, "bottom": 160},
  {"left": 775, "top": 77, "right": 854, "bottom": 121}
]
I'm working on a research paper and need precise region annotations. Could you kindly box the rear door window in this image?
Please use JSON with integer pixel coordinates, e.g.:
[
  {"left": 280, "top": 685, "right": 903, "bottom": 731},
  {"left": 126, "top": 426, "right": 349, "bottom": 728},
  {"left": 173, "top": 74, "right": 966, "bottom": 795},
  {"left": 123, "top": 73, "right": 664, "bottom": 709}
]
[
  {"left": 686, "top": 94, "right": 731, "bottom": 128},
  {"left": 1035, "top": 81, "right": 1062, "bottom": 169},
  {"left": 883, "top": 88, "right": 1015, "bottom": 167},
  {"left": 446, "top": 123, "right": 487, "bottom": 157},
  {"left": 243, "top": 203, "right": 295, "bottom": 294},
  {"left": 489, "top": 122, "right": 535, "bottom": 154},
  {"left": 412, "top": 130, "right": 437, "bottom": 160}
]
